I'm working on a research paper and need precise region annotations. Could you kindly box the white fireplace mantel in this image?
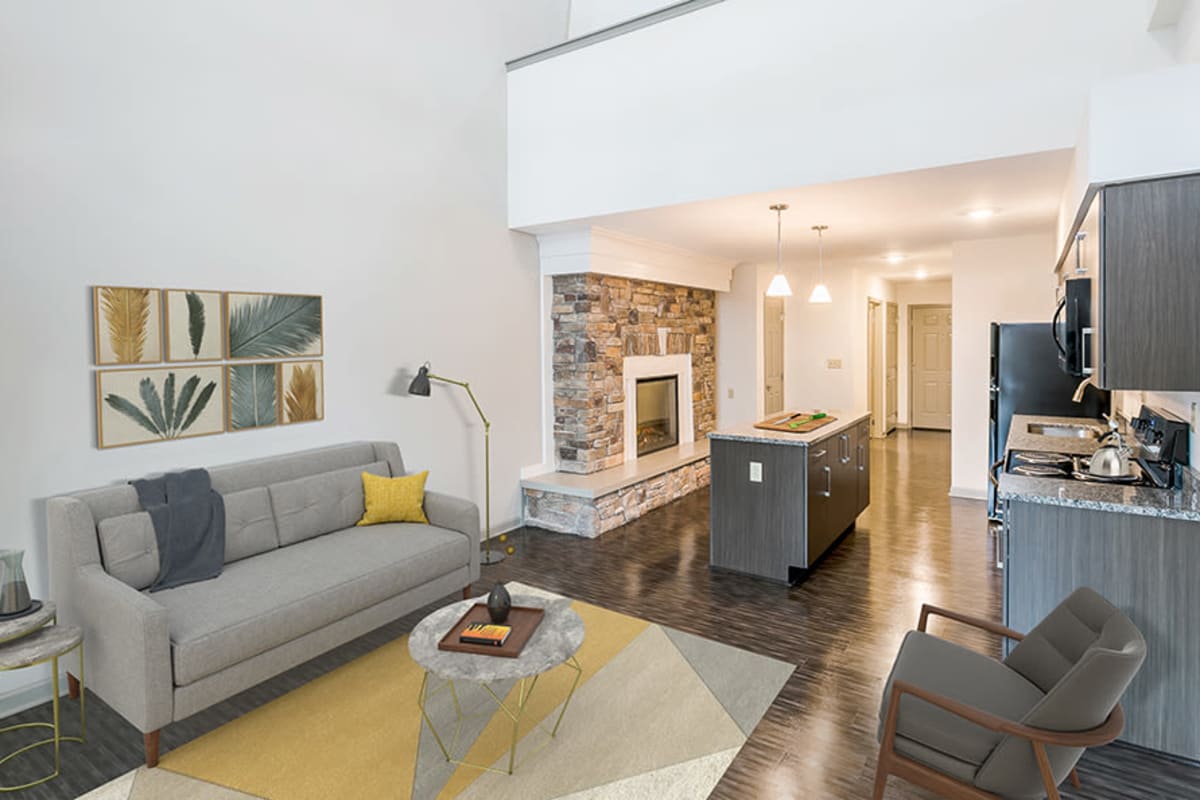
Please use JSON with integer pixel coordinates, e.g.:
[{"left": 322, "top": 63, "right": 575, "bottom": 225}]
[{"left": 622, "top": 354, "right": 694, "bottom": 464}]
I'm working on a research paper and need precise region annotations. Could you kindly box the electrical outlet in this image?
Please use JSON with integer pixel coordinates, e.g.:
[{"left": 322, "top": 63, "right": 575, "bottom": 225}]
[
  {"left": 749, "top": 461, "right": 763, "bottom": 483},
  {"left": 728, "top": 387, "right": 735, "bottom": 399},
  {"left": 827, "top": 358, "right": 843, "bottom": 370}
]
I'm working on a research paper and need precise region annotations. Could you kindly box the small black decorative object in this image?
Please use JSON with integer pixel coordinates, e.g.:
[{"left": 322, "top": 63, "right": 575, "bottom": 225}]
[{"left": 486, "top": 582, "right": 511, "bottom": 624}]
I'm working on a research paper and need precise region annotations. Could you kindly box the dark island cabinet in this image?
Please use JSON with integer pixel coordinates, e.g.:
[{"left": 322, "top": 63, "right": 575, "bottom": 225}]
[{"left": 708, "top": 414, "right": 871, "bottom": 583}]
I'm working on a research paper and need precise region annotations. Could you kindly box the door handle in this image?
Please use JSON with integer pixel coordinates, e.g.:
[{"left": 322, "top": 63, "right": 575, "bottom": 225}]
[
  {"left": 821, "top": 465, "right": 831, "bottom": 497},
  {"left": 811, "top": 449, "right": 827, "bottom": 459},
  {"left": 857, "top": 444, "right": 865, "bottom": 471}
]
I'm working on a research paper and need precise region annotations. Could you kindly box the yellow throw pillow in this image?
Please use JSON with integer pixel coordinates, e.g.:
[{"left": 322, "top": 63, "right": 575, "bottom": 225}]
[{"left": 358, "top": 470, "right": 429, "bottom": 526}]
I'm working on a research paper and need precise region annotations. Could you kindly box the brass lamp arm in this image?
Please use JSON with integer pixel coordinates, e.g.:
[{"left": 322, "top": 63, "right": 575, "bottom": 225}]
[{"left": 426, "top": 373, "right": 490, "bottom": 429}]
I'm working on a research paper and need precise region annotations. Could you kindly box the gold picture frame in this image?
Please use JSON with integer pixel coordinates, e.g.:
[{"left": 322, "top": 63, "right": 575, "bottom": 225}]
[
  {"left": 280, "top": 360, "right": 324, "bottom": 425},
  {"left": 225, "top": 292, "right": 323, "bottom": 360},
  {"left": 225, "top": 362, "right": 281, "bottom": 432},
  {"left": 92, "top": 286, "right": 162, "bottom": 365},
  {"left": 163, "top": 289, "right": 225, "bottom": 362},
  {"left": 96, "top": 365, "right": 225, "bottom": 449}
]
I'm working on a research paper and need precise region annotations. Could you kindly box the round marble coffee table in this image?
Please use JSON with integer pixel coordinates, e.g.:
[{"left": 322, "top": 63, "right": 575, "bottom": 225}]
[
  {"left": 0, "top": 601, "right": 86, "bottom": 791},
  {"left": 408, "top": 593, "right": 584, "bottom": 775}
]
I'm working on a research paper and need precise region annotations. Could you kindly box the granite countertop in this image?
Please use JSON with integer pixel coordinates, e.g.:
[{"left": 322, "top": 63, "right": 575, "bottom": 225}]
[
  {"left": 708, "top": 410, "right": 870, "bottom": 447},
  {"left": 998, "top": 414, "right": 1200, "bottom": 521}
]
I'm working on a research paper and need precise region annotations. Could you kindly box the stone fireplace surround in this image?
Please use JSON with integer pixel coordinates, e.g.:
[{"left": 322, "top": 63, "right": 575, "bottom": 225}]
[{"left": 521, "top": 272, "right": 715, "bottom": 537}]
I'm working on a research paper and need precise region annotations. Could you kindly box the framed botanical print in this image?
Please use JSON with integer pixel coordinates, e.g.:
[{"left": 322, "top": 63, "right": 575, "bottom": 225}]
[
  {"left": 226, "top": 362, "right": 280, "bottom": 431},
  {"left": 93, "top": 286, "right": 162, "bottom": 365},
  {"left": 164, "top": 289, "right": 224, "bottom": 362},
  {"left": 280, "top": 361, "right": 324, "bottom": 424},
  {"left": 225, "top": 292, "right": 323, "bottom": 360},
  {"left": 96, "top": 365, "right": 224, "bottom": 448}
]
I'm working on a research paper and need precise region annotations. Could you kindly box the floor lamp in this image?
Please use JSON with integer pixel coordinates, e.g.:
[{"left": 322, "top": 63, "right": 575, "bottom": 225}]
[{"left": 408, "top": 363, "right": 506, "bottom": 564}]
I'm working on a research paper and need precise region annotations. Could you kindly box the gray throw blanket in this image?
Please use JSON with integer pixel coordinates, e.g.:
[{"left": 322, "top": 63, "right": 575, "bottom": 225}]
[{"left": 133, "top": 468, "right": 225, "bottom": 592}]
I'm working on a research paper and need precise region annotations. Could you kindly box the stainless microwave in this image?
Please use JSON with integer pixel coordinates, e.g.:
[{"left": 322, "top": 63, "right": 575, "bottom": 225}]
[{"left": 1053, "top": 277, "right": 1093, "bottom": 377}]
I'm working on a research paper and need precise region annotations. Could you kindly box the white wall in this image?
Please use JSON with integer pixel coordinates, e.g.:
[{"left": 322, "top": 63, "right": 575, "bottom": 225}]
[
  {"left": 1176, "top": 0, "right": 1200, "bottom": 61},
  {"left": 567, "top": 0, "right": 677, "bottom": 37},
  {"left": 894, "top": 280, "right": 954, "bottom": 426},
  {"left": 0, "top": 0, "right": 567, "bottom": 707},
  {"left": 716, "top": 263, "right": 769, "bottom": 427},
  {"left": 950, "top": 235, "right": 1058, "bottom": 497},
  {"left": 509, "top": 0, "right": 1177, "bottom": 228}
]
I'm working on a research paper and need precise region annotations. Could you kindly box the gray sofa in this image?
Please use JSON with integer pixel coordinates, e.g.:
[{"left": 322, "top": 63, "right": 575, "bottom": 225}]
[{"left": 47, "top": 441, "right": 479, "bottom": 767}]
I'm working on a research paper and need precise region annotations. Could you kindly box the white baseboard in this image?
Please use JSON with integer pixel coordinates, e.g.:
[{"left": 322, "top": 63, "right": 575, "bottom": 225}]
[
  {"left": 0, "top": 668, "right": 68, "bottom": 719},
  {"left": 948, "top": 486, "right": 988, "bottom": 500}
]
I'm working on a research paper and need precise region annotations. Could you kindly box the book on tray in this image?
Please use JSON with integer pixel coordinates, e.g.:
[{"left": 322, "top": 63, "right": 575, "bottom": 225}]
[{"left": 459, "top": 622, "right": 512, "bottom": 647}]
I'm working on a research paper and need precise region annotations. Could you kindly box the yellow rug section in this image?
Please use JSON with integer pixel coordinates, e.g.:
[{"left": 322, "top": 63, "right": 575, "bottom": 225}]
[
  {"left": 435, "top": 600, "right": 648, "bottom": 798},
  {"left": 161, "top": 599, "right": 647, "bottom": 800}
]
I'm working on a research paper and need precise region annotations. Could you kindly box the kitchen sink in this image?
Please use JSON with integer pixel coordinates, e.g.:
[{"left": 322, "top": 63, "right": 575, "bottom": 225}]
[{"left": 1026, "top": 422, "right": 1101, "bottom": 439}]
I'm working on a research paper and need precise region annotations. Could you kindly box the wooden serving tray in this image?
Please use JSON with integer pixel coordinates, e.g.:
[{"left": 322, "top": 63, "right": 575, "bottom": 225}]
[
  {"left": 437, "top": 604, "right": 545, "bottom": 658},
  {"left": 753, "top": 412, "right": 838, "bottom": 433}
]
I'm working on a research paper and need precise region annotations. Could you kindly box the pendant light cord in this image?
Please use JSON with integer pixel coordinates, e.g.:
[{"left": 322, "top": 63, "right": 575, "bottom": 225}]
[{"left": 776, "top": 207, "right": 783, "bottom": 271}]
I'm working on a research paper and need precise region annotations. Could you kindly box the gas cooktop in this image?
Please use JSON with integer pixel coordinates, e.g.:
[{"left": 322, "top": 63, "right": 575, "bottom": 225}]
[{"left": 1005, "top": 450, "right": 1154, "bottom": 486}]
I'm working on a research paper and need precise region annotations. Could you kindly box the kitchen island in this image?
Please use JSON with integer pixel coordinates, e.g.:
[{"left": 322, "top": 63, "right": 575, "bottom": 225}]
[
  {"left": 997, "top": 412, "right": 1200, "bottom": 760},
  {"left": 708, "top": 411, "right": 870, "bottom": 583}
]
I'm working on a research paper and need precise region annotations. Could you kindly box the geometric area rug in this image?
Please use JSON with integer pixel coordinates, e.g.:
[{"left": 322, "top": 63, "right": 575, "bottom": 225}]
[{"left": 80, "top": 581, "right": 794, "bottom": 800}]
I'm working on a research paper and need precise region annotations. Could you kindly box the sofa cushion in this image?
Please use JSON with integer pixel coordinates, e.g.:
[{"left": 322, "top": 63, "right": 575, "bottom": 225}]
[
  {"left": 154, "top": 522, "right": 470, "bottom": 685},
  {"left": 268, "top": 462, "right": 388, "bottom": 546},
  {"left": 223, "top": 487, "right": 279, "bottom": 563},
  {"left": 97, "top": 512, "right": 159, "bottom": 589},
  {"left": 879, "top": 631, "right": 1044, "bottom": 767}
]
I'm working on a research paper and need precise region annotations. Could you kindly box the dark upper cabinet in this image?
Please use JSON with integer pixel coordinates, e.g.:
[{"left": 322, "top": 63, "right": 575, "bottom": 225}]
[{"left": 1067, "top": 173, "right": 1200, "bottom": 390}]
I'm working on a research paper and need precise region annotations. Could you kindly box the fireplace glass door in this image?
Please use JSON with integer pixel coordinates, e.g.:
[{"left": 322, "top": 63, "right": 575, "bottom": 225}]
[{"left": 635, "top": 376, "right": 679, "bottom": 457}]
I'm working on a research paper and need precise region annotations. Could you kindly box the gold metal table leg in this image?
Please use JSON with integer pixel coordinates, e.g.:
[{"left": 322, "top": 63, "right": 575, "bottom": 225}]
[
  {"left": 0, "top": 639, "right": 86, "bottom": 792},
  {"left": 416, "top": 657, "right": 583, "bottom": 776}
]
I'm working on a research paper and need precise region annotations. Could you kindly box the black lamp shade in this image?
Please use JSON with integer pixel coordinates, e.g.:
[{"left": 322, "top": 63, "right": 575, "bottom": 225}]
[{"left": 408, "top": 365, "right": 431, "bottom": 396}]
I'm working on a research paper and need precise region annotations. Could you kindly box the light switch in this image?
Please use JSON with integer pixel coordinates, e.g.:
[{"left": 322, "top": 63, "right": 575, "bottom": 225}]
[
  {"left": 826, "top": 358, "right": 843, "bottom": 370},
  {"left": 749, "top": 461, "right": 763, "bottom": 482}
]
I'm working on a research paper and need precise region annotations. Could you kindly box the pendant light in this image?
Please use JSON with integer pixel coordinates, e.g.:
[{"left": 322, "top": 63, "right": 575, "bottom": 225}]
[
  {"left": 809, "top": 224, "right": 833, "bottom": 304},
  {"left": 765, "top": 203, "right": 793, "bottom": 297}
]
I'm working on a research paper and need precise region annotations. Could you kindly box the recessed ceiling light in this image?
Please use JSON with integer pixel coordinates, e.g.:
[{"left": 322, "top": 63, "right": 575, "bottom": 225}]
[
  {"left": 964, "top": 208, "right": 998, "bottom": 220},
  {"left": 884, "top": 253, "right": 905, "bottom": 264},
  {"left": 915, "top": 268, "right": 929, "bottom": 280}
]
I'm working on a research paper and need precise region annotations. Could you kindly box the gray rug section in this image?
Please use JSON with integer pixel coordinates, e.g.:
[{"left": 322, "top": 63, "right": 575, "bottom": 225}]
[
  {"left": 412, "top": 676, "right": 518, "bottom": 800},
  {"left": 661, "top": 627, "right": 796, "bottom": 736}
]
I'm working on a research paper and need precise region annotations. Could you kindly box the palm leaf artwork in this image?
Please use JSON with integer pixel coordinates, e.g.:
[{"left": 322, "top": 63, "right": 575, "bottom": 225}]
[
  {"left": 284, "top": 364, "right": 319, "bottom": 422},
  {"left": 104, "top": 371, "right": 217, "bottom": 440},
  {"left": 229, "top": 364, "right": 278, "bottom": 429},
  {"left": 100, "top": 287, "right": 151, "bottom": 363},
  {"left": 185, "top": 291, "right": 206, "bottom": 358},
  {"left": 228, "top": 294, "right": 321, "bottom": 359}
]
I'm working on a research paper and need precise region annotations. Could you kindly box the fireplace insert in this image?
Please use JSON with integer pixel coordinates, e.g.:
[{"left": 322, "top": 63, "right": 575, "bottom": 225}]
[{"left": 635, "top": 376, "right": 679, "bottom": 457}]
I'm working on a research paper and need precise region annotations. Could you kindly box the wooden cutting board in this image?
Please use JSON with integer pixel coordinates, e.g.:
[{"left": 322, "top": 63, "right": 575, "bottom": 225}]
[{"left": 753, "top": 411, "right": 838, "bottom": 434}]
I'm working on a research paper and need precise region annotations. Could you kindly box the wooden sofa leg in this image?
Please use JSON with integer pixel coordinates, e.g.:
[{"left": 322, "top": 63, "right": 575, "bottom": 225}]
[
  {"left": 67, "top": 673, "right": 80, "bottom": 700},
  {"left": 144, "top": 730, "right": 160, "bottom": 768},
  {"left": 462, "top": 586, "right": 472, "bottom": 600},
  {"left": 1070, "top": 768, "right": 1081, "bottom": 789}
]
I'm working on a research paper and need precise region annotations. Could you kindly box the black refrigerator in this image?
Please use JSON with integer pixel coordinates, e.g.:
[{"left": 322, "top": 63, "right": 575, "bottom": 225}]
[{"left": 988, "top": 323, "right": 1109, "bottom": 518}]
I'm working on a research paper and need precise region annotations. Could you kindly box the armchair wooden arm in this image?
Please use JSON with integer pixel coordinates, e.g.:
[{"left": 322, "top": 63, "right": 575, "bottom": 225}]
[
  {"left": 918, "top": 603, "right": 1026, "bottom": 642},
  {"left": 875, "top": 678, "right": 1123, "bottom": 800}
]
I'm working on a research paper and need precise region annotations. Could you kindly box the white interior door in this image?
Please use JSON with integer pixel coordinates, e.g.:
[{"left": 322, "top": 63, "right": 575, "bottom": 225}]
[
  {"left": 867, "top": 300, "right": 880, "bottom": 434},
  {"left": 910, "top": 305, "right": 952, "bottom": 430},
  {"left": 763, "top": 297, "right": 784, "bottom": 415},
  {"left": 886, "top": 301, "right": 898, "bottom": 432}
]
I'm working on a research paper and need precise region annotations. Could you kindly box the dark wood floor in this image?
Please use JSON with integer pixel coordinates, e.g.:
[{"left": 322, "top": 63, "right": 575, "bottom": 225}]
[{"left": 4, "top": 430, "right": 1198, "bottom": 798}]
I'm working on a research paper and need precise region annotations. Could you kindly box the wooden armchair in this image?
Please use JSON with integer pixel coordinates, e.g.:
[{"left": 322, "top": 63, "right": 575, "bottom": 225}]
[{"left": 873, "top": 587, "right": 1145, "bottom": 799}]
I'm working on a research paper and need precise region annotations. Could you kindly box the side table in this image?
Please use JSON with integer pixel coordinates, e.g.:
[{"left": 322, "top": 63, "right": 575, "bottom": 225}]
[{"left": 0, "top": 601, "right": 85, "bottom": 792}]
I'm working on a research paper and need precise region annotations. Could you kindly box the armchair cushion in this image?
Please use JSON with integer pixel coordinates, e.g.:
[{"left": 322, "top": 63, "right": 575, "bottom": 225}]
[{"left": 879, "top": 631, "right": 1044, "bottom": 768}]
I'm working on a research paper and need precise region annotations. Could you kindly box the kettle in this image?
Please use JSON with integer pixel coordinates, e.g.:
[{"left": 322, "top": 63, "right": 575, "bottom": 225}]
[
  {"left": 1089, "top": 418, "right": 1132, "bottom": 478},
  {"left": 0, "top": 550, "right": 31, "bottom": 616}
]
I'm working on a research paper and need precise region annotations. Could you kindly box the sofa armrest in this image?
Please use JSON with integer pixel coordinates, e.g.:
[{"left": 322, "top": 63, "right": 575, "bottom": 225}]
[
  {"left": 424, "top": 490, "right": 480, "bottom": 582},
  {"left": 75, "top": 565, "right": 173, "bottom": 732}
]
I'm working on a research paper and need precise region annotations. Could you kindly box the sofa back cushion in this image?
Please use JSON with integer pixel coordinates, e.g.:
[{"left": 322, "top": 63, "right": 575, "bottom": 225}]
[
  {"left": 96, "top": 512, "right": 160, "bottom": 589},
  {"left": 209, "top": 443, "right": 382, "bottom": 494},
  {"left": 223, "top": 487, "right": 280, "bottom": 563},
  {"left": 269, "top": 461, "right": 389, "bottom": 546}
]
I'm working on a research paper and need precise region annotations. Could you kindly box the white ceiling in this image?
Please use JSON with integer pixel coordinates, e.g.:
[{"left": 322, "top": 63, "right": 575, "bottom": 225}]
[{"left": 526, "top": 149, "right": 1071, "bottom": 282}]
